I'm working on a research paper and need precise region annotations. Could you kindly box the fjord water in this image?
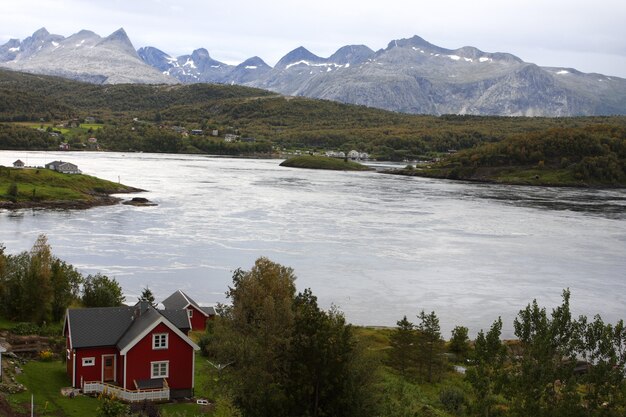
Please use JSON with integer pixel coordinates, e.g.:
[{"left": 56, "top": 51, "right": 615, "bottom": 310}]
[{"left": 2, "top": 151, "right": 625, "bottom": 336}]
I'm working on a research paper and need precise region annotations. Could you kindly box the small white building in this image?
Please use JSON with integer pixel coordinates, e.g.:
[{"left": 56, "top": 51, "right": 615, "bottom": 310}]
[
  {"left": 13, "top": 159, "right": 25, "bottom": 168},
  {"left": 45, "top": 160, "right": 81, "bottom": 174}
]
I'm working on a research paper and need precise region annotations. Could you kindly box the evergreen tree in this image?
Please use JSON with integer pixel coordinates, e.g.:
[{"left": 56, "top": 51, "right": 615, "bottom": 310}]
[
  {"left": 509, "top": 289, "right": 580, "bottom": 417},
  {"left": 466, "top": 318, "right": 506, "bottom": 417},
  {"left": 416, "top": 310, "right": 445, "bottom": 382},
  {"left": 138, "top": 286, "right": 157, "bottom": 307},
  {"left": 449, "top": 325, "right": 470, "bottom": 360},
  {"left": 388, "top": 316, "right": 417, "bottom": 376}
]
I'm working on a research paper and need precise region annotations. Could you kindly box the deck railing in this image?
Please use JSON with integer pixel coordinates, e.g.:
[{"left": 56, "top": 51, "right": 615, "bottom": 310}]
[{"left": 82, "top": 381, "right": 170, "bottom": 402}]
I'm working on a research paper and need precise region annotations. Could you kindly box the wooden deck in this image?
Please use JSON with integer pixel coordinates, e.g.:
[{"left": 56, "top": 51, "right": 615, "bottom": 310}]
[{"left": 82, "top": 380, "right": 170, "bottom": 402}]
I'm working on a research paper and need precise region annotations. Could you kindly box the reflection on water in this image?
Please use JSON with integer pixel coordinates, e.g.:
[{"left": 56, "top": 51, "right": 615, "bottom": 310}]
[
  {"left": 465, "top": 186, "right": 626, "bottom": 219},
  {"left": 1, "top": 150, "right": 625, "bottom": 337}
]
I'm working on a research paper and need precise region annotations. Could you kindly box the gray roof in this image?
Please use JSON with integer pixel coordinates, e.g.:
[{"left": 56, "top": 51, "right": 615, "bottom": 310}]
[
  {"left": 200, "top": 306, "right": 216, "bottom": 316},
  {"left": 116, "top": 307, "right": 162, "bottom": 351},
  {"left": 66, "top": 306, "right": 134, "bottom": 349},
  {"left": 162, "top": 290, "right": 210, "bottom": 315},
  {"left": 159, "top": 309, "right": 191, "bottom": 331},
  {"left": 66, "top": 303, "right": 193, "bottom": 350},
  {"left": 162, "top": 290, "right": 191, "bottom": 310}
]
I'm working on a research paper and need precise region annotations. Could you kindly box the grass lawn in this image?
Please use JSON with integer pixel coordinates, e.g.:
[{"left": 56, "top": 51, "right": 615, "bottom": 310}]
[{"left": 12, "top": 360, "right": 96, "bottom": 417}]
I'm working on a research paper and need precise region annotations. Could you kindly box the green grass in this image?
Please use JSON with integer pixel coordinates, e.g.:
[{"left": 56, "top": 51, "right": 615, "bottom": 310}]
[
  {"left": 0, "top": 314, "right": 17, "bottom": 330},
  {"left": 354, "top": 326, "right": 394, "bottom": 351},
  {"left": 80, "top": 123, "right": 104, "bottom": 130},
  {"left": 0, "top": 167, "right": 137, "bottom": 203},
  {"left": 160, "top": 402, "right": 208, "bottom": 416},
  {"left": 12, "top": 360, "right": 97, "bottom": 417},
  {"left": 280, "top": 155, "right": 373, "bottom": 171}
]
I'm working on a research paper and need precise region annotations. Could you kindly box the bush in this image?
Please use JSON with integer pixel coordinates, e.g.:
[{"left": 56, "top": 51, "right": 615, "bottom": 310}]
[
  {"left": 7, "top": 182, "right": 18, "bottom": 201},
  {"left": 97, "top": 394, "right": 130, "bottom": 417},
  {"left": 39, "top": 349, "right": 55, "bottom": 361},
  {"left": 130, "top": 400, "right": 161, "bottom": 417},
  {"left": 197, "top": 333, "right": 212, "bottom": 357},
  {"left": 439, "top": 386, "right": 465, "bottom": 414},
  {"left": 12, "top": 322, "right": 41, "bottom": 335}
]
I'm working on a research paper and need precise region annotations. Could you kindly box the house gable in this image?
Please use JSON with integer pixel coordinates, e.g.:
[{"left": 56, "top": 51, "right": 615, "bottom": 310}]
[
  {"left": 118, "top": 313, "right": 199, "bottom": 355},
  {"left": 123, "top": 322, "right": 197, "bottom": 392},
  {"left": 162, "top": 290, "right": 215, "bottom": 331}
]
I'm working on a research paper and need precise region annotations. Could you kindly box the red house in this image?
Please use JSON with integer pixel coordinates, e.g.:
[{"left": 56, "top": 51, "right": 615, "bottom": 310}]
[
  {"left": 162, "top": 290, "right": 216, "bottom": 332},
  {"left": 63, "top": 302, "right": 199, "bottom": 401}
]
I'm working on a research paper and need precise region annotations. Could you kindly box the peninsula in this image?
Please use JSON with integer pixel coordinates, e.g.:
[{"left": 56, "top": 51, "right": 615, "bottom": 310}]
[
  {"left": 385, "top": 126, "right": 626, "bottom": 188},
  {"left": 0, "top": 166, "right": 143, "bottom": 209},
  {"left": 280, "top": 155, "right": 373, "bottom": 171}
]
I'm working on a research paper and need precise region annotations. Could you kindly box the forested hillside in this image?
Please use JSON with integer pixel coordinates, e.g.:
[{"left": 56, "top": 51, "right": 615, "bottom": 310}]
[
  {"left": 1, "top": 68, "right": 626, "bottom": 161},
  {"left": 394, "top": 125, "right": 626, "bottom": 186}
]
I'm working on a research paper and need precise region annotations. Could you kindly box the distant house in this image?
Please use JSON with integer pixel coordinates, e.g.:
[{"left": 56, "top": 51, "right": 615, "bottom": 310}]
[
  {"left": 84, "top": 117, "right": 96, "bottom": 123},
  {"left": 88, "top": 137, "right": 98, "bottom": 144},
  {"left": 13, "top": 159, "right": 25, "bottom": 168},
  {"left": 211, "top": 130, "right": 219, "bottom": 137},
  {"left": 240, "top": 137, "right": 256, "bottom": 143},
  {"left": 162, "top": 290, "right": 216, "bottom": 332},
  {"left": 190, "top": 129, "right": 203, "bottom": 136},
  {"left": 224, "top": 134, "right": 239, "bottom": 143},
  {"left": 59, "top": 142, "right": 70, "bottom": 150},
  {"left": 64, "top": 302, "right": 199, "bottom": 401},
  {"left": 348, "top": 150, "right": 360, "bottom": 159},
  {"left": 45, "top": 161, "right": 81, "bottom": 174}
]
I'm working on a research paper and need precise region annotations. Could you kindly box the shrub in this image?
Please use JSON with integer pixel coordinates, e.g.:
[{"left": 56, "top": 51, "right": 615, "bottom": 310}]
[
  {"left": 7, "top": 182, "right": 18, "bottom": 201},
  {"left": 197, "top": 333, "right": 212, "bottom": 357},
  {"left": 39, "top": 349, "right": 55, "bottom": 361},
  {"left": 439, "top": 386, "right": 465, "bottom": 414},
  {"left": 12, "top": 322, "right": 40, "bottom": 335},
  {"left": 97, "top": 394, "right": 130, "bottom": 417},
  {"left": 130, "top": 400, "right": 161, "bottom": 417}
]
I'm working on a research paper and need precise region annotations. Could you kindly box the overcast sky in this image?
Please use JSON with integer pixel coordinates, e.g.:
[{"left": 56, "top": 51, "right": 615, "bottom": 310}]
[{"left": 2, "top": 0, "right": 626, "bottom": 77}]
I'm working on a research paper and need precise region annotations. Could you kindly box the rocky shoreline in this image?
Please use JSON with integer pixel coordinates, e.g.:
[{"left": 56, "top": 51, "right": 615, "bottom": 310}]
[{"left": 0, "top": 188, "right": 145, "bottom": 210}]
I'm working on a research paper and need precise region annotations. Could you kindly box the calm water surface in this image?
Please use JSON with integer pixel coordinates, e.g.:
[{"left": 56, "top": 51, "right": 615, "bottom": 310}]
[{"left": 1, "top": 151, "right": 625, "bottom": 337}]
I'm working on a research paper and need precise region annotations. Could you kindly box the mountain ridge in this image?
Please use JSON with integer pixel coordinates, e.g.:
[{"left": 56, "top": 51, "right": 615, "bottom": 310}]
[{"left": 2, "top": 29, "right": 625, "bottom": 116}]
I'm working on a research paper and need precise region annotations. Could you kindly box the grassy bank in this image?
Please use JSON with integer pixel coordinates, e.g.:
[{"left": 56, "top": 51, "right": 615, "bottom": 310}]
[
  {"left": 387, "top": 164, "right": 626, "bottom": 187},
  {"left": 0, "top": 167, "right": 141, "bottom": 208},
  {"left": 280, "top": 155, "right": 373, "bottom": 171}
]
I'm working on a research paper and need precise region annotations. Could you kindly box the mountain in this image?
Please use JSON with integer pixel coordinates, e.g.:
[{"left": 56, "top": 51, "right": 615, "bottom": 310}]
[
  {"left": 228, "top": 56, "right": 272, "bottom": 84},
  {"left": 0, "top": 28, "right": 174, "bottom": 84},
  {"left": 2, "top": 29, "right": 626, "bottom": 116},
  {"left": 138, "top": 46, "right": 233, "bottom": 83},
  {"left": 240, "top": 35, "right": 626, "bottom": 116}
]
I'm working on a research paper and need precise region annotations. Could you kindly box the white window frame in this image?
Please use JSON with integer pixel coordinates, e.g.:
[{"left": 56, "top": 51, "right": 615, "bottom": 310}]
[
  {"left": 187, "top": 308, "right": 193, "bottom": 318},
  {"left": 152, "top": 333, "right": 168, "bottom": 350},
  {"left": 151, "top": 361, "right": 169, "bottom": 378},
  {"left": 82, "top": 357, "right": 95, "bottom": 367}
]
